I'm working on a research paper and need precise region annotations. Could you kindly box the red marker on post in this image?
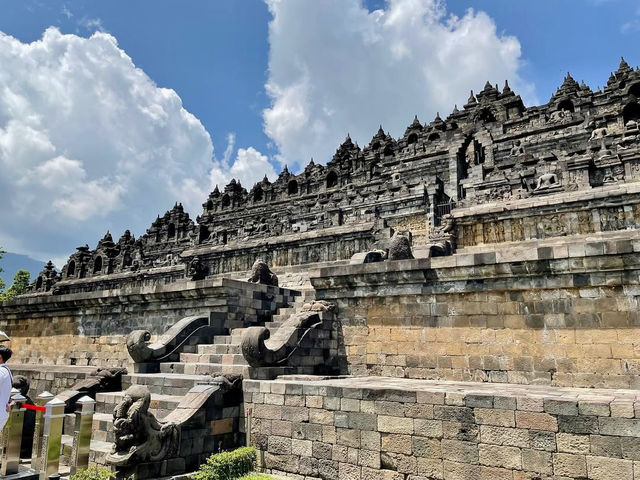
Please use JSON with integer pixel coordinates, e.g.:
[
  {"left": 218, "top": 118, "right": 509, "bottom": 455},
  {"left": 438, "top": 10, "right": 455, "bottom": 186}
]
[{"left": 21, "top": 403, "right": 46, "bottom": 412}]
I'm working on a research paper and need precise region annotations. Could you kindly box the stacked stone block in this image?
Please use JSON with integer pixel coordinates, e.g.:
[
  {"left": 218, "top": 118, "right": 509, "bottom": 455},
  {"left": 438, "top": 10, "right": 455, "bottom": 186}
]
[
  {"left": 245, "top": 377, "right": 640, "bottom": 480},
  {"left": 311, "top": 229, "right": 640, "bottom": 389},
  {"left": 0, "top": 277, "right": 300, "bottom": 367}
]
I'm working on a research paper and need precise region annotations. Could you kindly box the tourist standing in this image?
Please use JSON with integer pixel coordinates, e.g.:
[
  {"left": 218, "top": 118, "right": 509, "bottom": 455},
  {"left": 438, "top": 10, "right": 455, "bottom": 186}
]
[{"left": 0, "top": 341, "right": 14, "bottom": 431}]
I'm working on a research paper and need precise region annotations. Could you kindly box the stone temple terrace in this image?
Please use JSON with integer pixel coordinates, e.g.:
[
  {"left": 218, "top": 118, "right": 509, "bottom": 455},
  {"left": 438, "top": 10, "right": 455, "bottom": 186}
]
[{"left": 3, "top": 58, "right": 640, "bottom": 479}]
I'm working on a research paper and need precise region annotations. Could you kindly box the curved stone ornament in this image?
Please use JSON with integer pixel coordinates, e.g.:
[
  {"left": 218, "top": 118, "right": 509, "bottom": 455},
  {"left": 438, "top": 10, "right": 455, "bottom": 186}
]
[
  {"left": 107, "top": 385, "right": 179, "bottom": 467},
  {"left": 126, "top": 314, "right": 213, "bottom": 364},
  {"left": 107, "top": 375, "right": 243, "bottom": 478},
  {"left": 241, "top": 301, "right": 335, "bottom": 367}
]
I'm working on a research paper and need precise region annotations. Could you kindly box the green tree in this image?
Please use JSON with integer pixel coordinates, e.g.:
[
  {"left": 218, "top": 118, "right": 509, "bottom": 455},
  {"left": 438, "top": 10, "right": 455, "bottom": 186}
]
[{"left": 1, "top": 270, "right": 30, "bottom": 301}]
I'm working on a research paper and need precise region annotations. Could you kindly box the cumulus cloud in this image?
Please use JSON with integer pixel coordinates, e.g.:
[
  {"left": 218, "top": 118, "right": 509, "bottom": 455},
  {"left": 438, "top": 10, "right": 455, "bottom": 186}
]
[
  {"left": 209, "top": 133, "right": 277, "bottom": 189},
  {"left": 263, "top": 0, "right": 535, "bottom": 169},
  {"left": 0, "top": 27, "right": 216, "bottom": 263}
]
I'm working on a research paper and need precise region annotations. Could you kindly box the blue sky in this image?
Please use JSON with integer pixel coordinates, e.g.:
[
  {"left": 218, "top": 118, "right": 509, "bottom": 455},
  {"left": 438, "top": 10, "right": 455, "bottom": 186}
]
[
  {"left": 0, "top": 0, "right": 639, "bottom": 282},
  {"left": 3, "top": 0, "right": 637, "bottom": 166}
]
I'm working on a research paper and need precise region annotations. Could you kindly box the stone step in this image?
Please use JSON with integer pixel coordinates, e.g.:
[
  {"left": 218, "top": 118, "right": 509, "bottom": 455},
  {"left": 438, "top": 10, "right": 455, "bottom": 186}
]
[
  {"left": 213, "top": 335, "right": 232, "bottom": 344},
  {"left": 160, "top": 362, "right": 248, "bottom": 377},
  {"left": 123, "top": 373, "right": 219, "bottom": 395},
  {"left": 179, "top": 352, "right": 247, "bottom": 365},
  {"left": 91, "top": 412, "right": 115, "bottom": 442},
  {"left": 223, "top": 334, "right": 244, "bottom": 344},
  {"left": 197, "top": 343, "right": 241, "bottom": 355},
  {"left": 88, "top": 439, "right": 114, "bottom": 466},
  {"left": 95, "top": 391, "right": 183, "bottom": 415}
]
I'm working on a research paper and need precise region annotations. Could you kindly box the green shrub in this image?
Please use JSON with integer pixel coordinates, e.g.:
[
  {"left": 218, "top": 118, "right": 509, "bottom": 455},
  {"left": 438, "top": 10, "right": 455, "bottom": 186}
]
[
  {"left": 70, "top": 466, "right": 116, "bottom": 480},
  {"left": 237, "top": 475, "right": 277, "bottom": 480},
  {"left": 191, "top": 446, "right": 257, "bottom": 480}
]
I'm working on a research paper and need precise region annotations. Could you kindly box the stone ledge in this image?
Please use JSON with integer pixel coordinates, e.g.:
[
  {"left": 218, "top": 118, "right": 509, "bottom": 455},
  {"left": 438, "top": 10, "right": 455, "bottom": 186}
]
[
  {"left": 452, "top": 181, "right": 640, "bottom": 218},
  {"left": 311, "top": 229, "right": 640, "bottom": 279},
  {"left": 245, "top": 375, "right": 640, "bottom": 404}
]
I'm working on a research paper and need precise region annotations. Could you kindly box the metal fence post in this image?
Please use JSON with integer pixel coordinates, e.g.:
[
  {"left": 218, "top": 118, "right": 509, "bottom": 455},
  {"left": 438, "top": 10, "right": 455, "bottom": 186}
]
[
  {"left": 39, "top": 397, "right": 65, "bottom": 480},
  {"left": 69, "top": 395, "right": 95, "bottom": 475},
  {"left": 1, "top": 388, "right": 26, "bottom": 475},
  {"left": 31, "top": 391, "right": 54, "bottom": 471},
  {"left": 245, "top": 407, "right": 252, "bottom": 446}
]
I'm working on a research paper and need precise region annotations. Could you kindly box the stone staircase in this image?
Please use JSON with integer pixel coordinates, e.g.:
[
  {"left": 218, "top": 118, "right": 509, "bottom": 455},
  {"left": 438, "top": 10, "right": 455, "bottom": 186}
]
[{"left": 78, "top": 288, "right": 317, "bottom": 469}]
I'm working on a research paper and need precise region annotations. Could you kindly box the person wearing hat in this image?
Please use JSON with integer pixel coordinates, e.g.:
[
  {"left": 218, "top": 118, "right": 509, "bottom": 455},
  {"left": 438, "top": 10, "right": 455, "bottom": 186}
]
[{"left": 0, "top": 331, "right": 13, "bottom": 430}]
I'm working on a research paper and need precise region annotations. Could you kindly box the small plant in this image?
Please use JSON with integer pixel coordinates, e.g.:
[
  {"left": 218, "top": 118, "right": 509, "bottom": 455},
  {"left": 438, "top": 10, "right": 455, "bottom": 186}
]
[
  {"left": 70, "top": 466, "right": 116, "bottom": 480},
  {"left": 191, "top": 446, "right": 257, "bottom": 480}
]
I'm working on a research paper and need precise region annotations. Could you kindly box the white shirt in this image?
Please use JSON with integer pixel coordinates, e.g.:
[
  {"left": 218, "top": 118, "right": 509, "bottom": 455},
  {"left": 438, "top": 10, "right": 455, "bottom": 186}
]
[{"left": 0, "top": 364, "right": 12, "bottom": 430}]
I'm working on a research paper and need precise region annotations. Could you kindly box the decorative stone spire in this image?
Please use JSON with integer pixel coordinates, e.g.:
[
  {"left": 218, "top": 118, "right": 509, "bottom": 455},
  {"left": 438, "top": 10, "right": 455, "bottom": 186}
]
[
  {"left": 118, "top": 230, "right": 134, "bottom": 246},
  {"left": 430, "top": 112, "right": 445, "bottom": 130},
  {"left": 452, "top": 104, "right": 459, "bottom": 114},
  {"left": 616, "top": 56, "right": 633, "bottom": 77},
  {"left": 502, "top": 79, "right": 512, "bottom": 95},
  {"left": 551, "top": 72, "right": 580, "bottom": 102},
  {"left": 464, "top": 90, "right": 477, "bottom": 108},
  {"left": 410, "top": 115, "right": 422, "bottom": 129}
]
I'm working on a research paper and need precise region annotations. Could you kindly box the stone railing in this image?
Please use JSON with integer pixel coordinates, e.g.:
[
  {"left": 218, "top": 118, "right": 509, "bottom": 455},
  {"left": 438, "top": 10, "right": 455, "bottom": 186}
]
[
  {"left": 126, "top": 314, "right": 221, "bottom": 373},
  {"left": 107, "top": 374, "right": 243, "bottom": 479},
  {"left": 241, "top": 301, "right": 334, "bottom": 367}
]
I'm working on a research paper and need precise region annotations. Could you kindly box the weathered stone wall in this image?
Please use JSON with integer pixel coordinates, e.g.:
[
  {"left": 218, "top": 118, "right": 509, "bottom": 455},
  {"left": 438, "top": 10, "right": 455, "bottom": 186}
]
[
  {"left": 10, "top": 364, "right": 95, "bottom": 396},
  {"left": 0, "top": 278, "right": 300, "bottom": 367},
  {"left": 245, "top": 376, "right": 640, "bottom": 480},
  {"left": 454, "top": 183, "right": 640, "bottom": 248},
  {"left": 311, "top": 230, "right": 640, "bottom": 389}
]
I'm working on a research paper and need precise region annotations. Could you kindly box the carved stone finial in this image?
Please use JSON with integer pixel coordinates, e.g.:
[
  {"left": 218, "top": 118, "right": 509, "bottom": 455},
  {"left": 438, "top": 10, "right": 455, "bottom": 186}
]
[
  {"left": 465, "top": 90, "right": 477, "bottom": 107},
  {"left": 248, "top": 259, "right": 278, "bottom": 286},
  {"left": 187, "top": 256, "right": 207, "bottom": 280},
  {"left": 107, "top": 385, "right": 179, "bottom": 467},
  {"left": 388, "top": 232, "right": 414, "bottom": 260},
  {"left": 241, "top": 301, "right": 335, "bottom": 368}
]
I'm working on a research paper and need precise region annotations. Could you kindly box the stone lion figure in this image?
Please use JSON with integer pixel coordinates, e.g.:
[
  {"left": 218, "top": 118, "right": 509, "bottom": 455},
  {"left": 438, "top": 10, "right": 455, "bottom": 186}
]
[
  {"left": 187, "top": 255, "right": 207, "bottom": 280},
  {"left": 247, "top": 259, "right": 278, "bottom": 286},
  {"left": 388, "top": 232, "right": 414, "bottom": 260},
  {"left": 107, "top": 385, "right": 179, "bottom": 467}
]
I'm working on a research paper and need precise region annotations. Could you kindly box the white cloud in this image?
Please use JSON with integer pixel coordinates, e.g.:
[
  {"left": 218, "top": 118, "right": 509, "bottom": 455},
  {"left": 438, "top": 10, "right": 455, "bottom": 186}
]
[
  {"left": 263, "top": 0, "right": 535, "bottom": 169},
  {"left": 209, "top": 133, "right": 277, "bottom": 189},
  {"left": 78, "top": 17, "right": 104, "bottom": 33},
  {"left": 61, "top": 5, "right": 73, "bottom": 19},
  {"left": 621, "top": 7, "right": 640, "bottom": 33},
  {"left": 0, "top": 27, "right": 216, "bottom": 263}
]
